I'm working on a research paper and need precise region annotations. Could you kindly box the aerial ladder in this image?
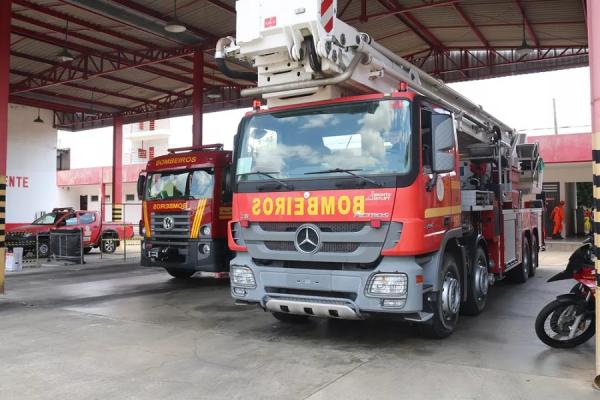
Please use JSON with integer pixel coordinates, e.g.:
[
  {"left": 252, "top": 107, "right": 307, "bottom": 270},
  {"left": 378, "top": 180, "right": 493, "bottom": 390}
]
[{"left": 215, "top": 0, "right": 543, "bottom": 199}]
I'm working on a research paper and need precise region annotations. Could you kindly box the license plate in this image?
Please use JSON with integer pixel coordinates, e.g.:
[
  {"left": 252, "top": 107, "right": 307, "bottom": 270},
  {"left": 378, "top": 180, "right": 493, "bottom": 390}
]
[{"left": 149, "top": 249, "right": 159, "bottom": 258}]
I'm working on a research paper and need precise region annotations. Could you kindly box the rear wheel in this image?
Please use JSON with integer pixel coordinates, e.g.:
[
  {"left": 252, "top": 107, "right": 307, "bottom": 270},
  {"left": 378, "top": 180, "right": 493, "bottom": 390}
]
[
  {"left": 83, "top": 247, "right": 92, "bottom": 254},
  {"left": 101, "top": 237, "right": 117, "bottom": 253},
  {"left": 529, "top": 235, "right": 539, "bottom": 277},
  {"left": 462, "top": 247, "right": 489, "bottom": 316},
  {"left": 419, "top": 253, "right": 461, "bottom": 339},
  {"left": 510, "top": 236, "right": 530, "bottom": 283},
  {"left": 271, "top": 312, "right": 310, "bottom": 323},
  {"left": 166, "top": 268, "right": 195, "bottom": 279}
]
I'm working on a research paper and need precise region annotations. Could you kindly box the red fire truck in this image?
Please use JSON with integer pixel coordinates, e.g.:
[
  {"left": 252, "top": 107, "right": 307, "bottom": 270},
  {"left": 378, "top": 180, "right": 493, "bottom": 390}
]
[
  {"left": 217, "top": 0, "right": 544, "bottom": 337},
  {"left": 137, "top": 144, "right": 233, "bottom": 278}
]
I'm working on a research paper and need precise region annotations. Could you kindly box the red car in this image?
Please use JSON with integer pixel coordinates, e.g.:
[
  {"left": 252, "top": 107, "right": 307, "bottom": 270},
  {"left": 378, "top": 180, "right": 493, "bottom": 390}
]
[{"left": 9, "top": 207, "right": 135, "bottom": 257}]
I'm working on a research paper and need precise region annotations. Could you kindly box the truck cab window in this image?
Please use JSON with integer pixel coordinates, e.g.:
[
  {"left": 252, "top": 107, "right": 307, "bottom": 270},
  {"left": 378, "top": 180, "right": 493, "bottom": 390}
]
[
  {"left": 421, "top": 108, "right": 433, "bottom": 170},
  {"left": 190, "top": 170, "right": 214, "bottom": 199},
  {"left": 79, "top": 213, "right": 96, "bottom": 224}
]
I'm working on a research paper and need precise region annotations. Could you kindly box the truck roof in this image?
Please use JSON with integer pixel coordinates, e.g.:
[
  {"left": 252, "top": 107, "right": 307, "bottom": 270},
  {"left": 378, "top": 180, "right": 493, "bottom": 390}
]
[{"left": 146, "top": 144, "right": 232, "bottom": 172}]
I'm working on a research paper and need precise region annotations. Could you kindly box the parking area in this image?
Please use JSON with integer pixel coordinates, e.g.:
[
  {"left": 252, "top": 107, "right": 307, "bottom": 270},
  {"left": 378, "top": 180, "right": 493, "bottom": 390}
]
[{"left": 0, "top": 251, "right": 596, "bottom": 400}]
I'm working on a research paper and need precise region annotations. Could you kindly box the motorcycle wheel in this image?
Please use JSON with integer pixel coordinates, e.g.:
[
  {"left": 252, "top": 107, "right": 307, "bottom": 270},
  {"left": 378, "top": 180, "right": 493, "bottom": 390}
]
[{"left": 534, "top": 298, "right": 595, "bottom": 348}]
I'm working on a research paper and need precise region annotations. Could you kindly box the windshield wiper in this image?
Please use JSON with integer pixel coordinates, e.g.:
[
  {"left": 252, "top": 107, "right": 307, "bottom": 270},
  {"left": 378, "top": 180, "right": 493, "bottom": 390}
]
[
  {"left": 305, "top": 168, "right": 382, "bottom": 187},
  {"left": 238, "top": 171, "right": 294, "bottom": 190}
]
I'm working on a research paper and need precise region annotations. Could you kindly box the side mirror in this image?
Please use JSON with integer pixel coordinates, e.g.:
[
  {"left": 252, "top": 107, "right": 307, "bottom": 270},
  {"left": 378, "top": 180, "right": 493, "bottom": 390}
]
[
  {"left": 432, "top": 115, "right": 455, "bottom": 173},
  {"left": 137, "top": 174, "right": 146, "bottom": 200}
]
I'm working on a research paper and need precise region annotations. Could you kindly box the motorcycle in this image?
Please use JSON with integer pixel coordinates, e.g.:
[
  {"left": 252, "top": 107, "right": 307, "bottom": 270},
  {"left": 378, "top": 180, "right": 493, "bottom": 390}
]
[{"left": 535, "top": 238, "right": 596, "bottom": 348}]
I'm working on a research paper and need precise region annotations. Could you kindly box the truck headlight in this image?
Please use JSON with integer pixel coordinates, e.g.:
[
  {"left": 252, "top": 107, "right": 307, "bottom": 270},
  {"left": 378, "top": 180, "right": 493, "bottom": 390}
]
[
  {"left": 231, "top": 265, "right": 256, "bottom": 288},
  {"left": 200, "top": 224, "right": 211, "bottom": 236},
  {"left": 140, "top": 226, "right": 146, "bottom": 237},
  {"left": 366, "top": 273, "right": 408, "bottom": 298}
]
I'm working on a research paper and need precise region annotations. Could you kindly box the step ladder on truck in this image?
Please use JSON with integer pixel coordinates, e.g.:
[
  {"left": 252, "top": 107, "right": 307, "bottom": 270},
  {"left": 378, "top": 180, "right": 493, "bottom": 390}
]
[{"left": 216, "top": 0, "right": 544, "bottom": 337}]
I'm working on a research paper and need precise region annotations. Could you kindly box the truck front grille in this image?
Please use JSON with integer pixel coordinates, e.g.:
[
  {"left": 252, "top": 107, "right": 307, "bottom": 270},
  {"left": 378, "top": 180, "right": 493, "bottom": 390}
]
[
  {"left": 259, "top": 222, "right": 366, "bottom": 233},
  {"left": 151, "top": 212, "right": 190, "bottom": 245},
  {"left": 264, "top": 241, "right": 360, "bottom": 253}
]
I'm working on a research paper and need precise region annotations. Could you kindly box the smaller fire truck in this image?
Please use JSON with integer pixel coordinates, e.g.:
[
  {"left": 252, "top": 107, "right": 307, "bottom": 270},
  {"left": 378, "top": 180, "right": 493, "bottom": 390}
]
[
  {"left": 138, "top": 144, "right": 233, "bottom": 278},
  {"left": 8, "top": 208, "right": 134, "bottom": 257}
]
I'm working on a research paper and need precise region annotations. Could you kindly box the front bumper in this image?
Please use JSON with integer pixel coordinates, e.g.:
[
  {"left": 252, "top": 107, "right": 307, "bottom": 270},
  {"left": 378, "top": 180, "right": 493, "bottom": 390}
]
[
  {"left": 141, "top": 239, "right": 228, "bottom": 273},
  {"left": 230, "top": 253, "right": 425, "bottom": 319}
]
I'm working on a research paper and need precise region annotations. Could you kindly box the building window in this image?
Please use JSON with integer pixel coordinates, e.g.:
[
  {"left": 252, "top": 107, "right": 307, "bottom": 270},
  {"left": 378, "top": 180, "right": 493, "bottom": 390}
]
[
  {"left": 105, "top": 195, "right": 111, "bottom": 202},
  {"left": 126, "top": 194, "right": 135, "bottom": 201},
  {"left": 56, "top": 148, "right": 70, "bottom": 171},
  {"left": 91, "top": 195, "right": 99, "bottom": 202}
]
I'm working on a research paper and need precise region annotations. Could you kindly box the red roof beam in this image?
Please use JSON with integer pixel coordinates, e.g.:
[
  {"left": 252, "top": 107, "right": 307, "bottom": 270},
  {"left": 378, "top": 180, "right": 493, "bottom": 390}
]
[
  {"left": 513, "top": 0, "right": 541, "bottom": 48},
  {"left": 10, "top": 50, "right": 176, "bottom": 97}
]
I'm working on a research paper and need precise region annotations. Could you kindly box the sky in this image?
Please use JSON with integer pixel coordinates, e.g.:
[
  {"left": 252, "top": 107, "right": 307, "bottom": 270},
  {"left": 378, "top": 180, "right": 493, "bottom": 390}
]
[{"left": 58, "top": 66, "right": 592, "bottom": 166}]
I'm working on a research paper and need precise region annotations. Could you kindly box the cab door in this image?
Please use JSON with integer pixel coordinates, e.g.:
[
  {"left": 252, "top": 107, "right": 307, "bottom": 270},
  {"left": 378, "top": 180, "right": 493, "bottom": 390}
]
[
  {"left": 421, "top": 103, "right": 459, "bottom": 239},
  {"left": 77, "top": 212, "right": 101, "bottom": 246}
]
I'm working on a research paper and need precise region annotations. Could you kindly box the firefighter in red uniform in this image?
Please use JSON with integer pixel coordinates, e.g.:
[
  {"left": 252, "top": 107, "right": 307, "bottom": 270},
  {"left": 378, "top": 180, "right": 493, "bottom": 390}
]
[{"left": 551, "top": 200, "right": 565, "bottom": 239}]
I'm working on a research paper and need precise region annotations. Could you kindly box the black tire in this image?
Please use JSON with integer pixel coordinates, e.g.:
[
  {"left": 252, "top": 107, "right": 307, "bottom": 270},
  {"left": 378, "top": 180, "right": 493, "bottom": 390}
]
[
  {"left": 101, "top": 237, "right": 117, "bottom": 253},
  {"left": 462, "top": 247, "right": 489, "bottom": 316},
  {"left": 166, "top": 268, "right": 195, "bottom": 279},
  {"left": 529, "top": 234, "right": 539, "bottom": 277},
  {"left": 83, "top": 247, "right": 92, "bottom": 254},
  {"left": 535, "top": 298, "right": 595, "bottom": 348},
  {"left": 37, "top": 239, "right": 50, "bottom": 258},
  {"left": 510, "top": 236, "right": 530, "bottom": 283},
  {"left": 271, "top": 312, "right": 310, "bottom": 323},
  {"left": 419, "top": 254, "right": 461, "bottom": 339}
]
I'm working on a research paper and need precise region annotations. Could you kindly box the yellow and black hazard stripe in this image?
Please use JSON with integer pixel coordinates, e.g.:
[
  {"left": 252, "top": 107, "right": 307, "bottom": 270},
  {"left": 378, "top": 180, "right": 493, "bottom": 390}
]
[
  {"left": 218, "top": 206, "right": 232, "bottom": 220},
  {"left": 0, "top": 175, "right": 6, "bottom": 293},
  {"left": 142, "top": 203, "right": 151, "bottom": 238},
  {"left": 594, "top": 139, "right": 600, "bottom": 286},
  {"left": 112, "top": 203, "right": 123, "bottom": 222},
  {"left": 190, "top": 199, "right": 207, "bottom": 239}
]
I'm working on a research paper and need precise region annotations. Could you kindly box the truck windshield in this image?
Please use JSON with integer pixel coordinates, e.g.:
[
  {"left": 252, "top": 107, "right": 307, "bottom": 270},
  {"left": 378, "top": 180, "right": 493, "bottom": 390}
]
[
  {"left": 32, "top": 212, "right": 61, "bottom": 225},
  {"left": 146, "top": 169, "right": 214, "bottom": 200},
  {"left": 236, "top": 99, "right": 412, "bottom": 182}
]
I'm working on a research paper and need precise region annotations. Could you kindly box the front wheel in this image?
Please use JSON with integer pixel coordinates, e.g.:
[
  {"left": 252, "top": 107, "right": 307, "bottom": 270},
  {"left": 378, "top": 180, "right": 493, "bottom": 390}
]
[
  {"left": 166, "top": 268, "right": 195, "bottom": 279},
  {"left": 535, "top": 298, "right": 595, "bottom": 348},
  {"left": 419, "top": 254, "right": 461, "bottom": 339},
  {"left": 38, "top": 239, "right": 50, "bottom": 258}
]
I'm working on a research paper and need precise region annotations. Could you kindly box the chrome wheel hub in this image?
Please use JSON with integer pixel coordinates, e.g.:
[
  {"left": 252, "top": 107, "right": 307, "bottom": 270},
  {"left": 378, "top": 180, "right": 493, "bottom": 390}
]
[
  {"left": 474, "top": 261, "right": 489, "bottom": 298},
  {"left": 441, "top": 274, "right": 461, "bottom": 318}
]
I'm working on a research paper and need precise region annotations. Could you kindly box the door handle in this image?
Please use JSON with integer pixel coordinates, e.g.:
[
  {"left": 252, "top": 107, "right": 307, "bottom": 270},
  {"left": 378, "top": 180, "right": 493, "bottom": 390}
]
[{"left": 443, "top": 216, "right": 451, "bottom": 227}]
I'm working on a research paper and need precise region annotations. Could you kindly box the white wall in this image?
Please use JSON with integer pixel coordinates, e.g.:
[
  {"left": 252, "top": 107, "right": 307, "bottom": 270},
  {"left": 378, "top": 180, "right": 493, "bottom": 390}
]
[
  {"left": 57, "top": 182, "right": 141, "bottom": 224},
  {"left": 7, "top": 105, "right": 57, "bottom": 224}
]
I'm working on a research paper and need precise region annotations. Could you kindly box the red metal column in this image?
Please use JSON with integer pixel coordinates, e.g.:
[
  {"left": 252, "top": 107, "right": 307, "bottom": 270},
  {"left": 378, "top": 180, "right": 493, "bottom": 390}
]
[
  {"left": 588, "top": 0, "right": 600, "bottom": 390},
  {"left": 112, "top": 116, "right": 123, "bottom": 222},
  {"left": 192, "top": 51, "right": 204, "bottom": 147},
  {"left": 0, "top": 0, "right": 11, "bottom": 293}
]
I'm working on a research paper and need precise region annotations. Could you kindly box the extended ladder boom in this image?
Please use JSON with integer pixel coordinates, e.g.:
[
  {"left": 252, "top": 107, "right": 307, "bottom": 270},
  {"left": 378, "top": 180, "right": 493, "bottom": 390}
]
[{"left": 216, "top": 0, "right": 518, "bottom": 147}]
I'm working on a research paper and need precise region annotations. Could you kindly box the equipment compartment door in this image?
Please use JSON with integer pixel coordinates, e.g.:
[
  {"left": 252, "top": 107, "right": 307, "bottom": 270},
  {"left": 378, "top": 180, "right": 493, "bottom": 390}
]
[{"left": 503, "top": 210, "right": 517, "bottom": 265}]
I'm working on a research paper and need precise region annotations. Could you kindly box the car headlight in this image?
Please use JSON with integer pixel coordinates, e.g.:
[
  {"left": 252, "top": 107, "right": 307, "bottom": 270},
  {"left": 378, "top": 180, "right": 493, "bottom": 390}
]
[
  {"left": 231, "top": 265, "right": 256, "bottom": 288},
  {"left": 200, "top": 224, "right": 211, "bottom": 236},
  {"left": 366, "top": 273, "right": 408, "bottom": 298}
]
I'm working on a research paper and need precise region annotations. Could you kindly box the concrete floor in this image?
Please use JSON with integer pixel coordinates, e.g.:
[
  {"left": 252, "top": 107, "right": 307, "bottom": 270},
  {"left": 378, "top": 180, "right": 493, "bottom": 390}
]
[{"left": 0, "top": 252, "right": 597, "bottom": 399}]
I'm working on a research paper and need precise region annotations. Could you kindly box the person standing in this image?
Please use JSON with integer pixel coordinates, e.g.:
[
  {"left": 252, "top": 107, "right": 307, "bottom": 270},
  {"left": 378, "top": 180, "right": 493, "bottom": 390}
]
[{"left": 551, "top": 200, "right": 565, "bottom": 239}]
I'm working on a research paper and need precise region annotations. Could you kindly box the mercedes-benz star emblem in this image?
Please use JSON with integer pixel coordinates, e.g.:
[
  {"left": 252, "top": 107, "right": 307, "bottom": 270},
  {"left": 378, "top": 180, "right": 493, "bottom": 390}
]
[
  {"left": 162, "top": 216, "right": 175, "bottom": 230},
  {"left": 294, "top": 224, "right": 321, "bottom": 254}
]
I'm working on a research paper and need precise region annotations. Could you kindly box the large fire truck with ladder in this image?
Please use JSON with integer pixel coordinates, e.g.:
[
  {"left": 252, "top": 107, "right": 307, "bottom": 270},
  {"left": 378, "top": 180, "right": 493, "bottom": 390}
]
[
  {"left": 217, "top": 0, "right": 545, "bottom": 337},
  {"left": 137, "top": 144, "right": 233, "bottom": 278}
]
